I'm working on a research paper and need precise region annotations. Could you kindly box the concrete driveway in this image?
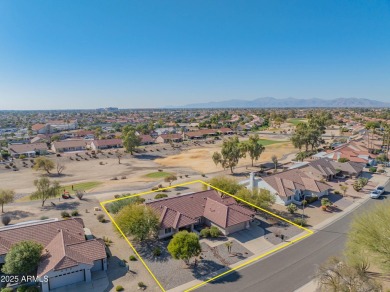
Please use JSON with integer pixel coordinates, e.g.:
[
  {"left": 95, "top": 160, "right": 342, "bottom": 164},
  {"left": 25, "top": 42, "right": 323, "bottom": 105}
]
[
  {"left": 229, "top": 221, "right": 274, "bottom": 254},
  {"left": 51, "top": 271, "right": 109, "bottom": 292}
]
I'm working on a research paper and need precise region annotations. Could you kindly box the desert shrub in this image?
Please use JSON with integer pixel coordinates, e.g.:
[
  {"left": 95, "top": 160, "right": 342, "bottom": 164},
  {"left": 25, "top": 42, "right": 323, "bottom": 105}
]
[
  {"left": 338, "top": 158, "right": 350, "bottom": 163},
  {"left": 19, "top": 154, "right": 26, "bottom": 159},
  {"left": 209, "top": 226, "right": 221, "bottom": 237},
  {"left": 154, "top": 193, "right": 168, "bottom": 199},
  {"left": 115, "top": 285, "right": 124, "bottom": 291},
  {"left": 102, "top": 236, "right": 113, "bottom": 247},
  {"left": 71, "top": 210, "right": 79, "bottom": 216},
  {"left": 287, "top": 203, "right": 298, "bottom": 214},
  {"left": 2, "top": 215, "right": 11, "bottom": 226},
  {"left": 1, "top": 288, "right": 13, "bottom": 292},
  {"left": 99, "top": 161, "right": 104, "bottom": 165},
  {"left": 97, "top": 214, "right": 105, "bottom": 222},
  {"left": 129, "top": 255, "right": 137, "bottom": 261},
  {"left": 301, "top": 200, "right": 307, "bottom": 207},
  {"left": 61, "top": 211, "right": 70, "bottom": 218},
  {"left": 151, "top": 187, "right": 158, "bottom": 191},
  {"left": 75, "top": 190, "right": 85, "bottom": 200},
  {"left": 293, "top": 218, "right": 307, "bottom": 226},
  {"left": 358, "top": 177, "right": 369, "bottom": 187},
  {"left": 152, "top": 246, "right": 162, "bottom": 257},
  {"left": 138, "top": 282, "right": 146, "bottom": 288},
  {"left": 321, "top": 198, "right": 332, "bottom": 207},
  {"left": 40, "top": 216, "right": 49, "bottom": 220},
  {"left": 200, "top": 228, "right": 210, "bottom": 238},
  {"left": 334, "top": 190, "right": 340, "bottom": 195},
  {"left": 121, "top": 176, "right": 126, "bottom": 179},
  {"left": 158, "top": 169, "right": 163, "bottom": 172},
  {"left": 111, "top": 176, "right": 118, "bottom": 180},
  {"left": 201, "top": 173, "right": 206, "bottom": 177},
  {"left": 353, "top": 181, "right": 363, "bottom": 191},
  {"left": 369, "top": 167, "right": 377, "bottom": 173}
]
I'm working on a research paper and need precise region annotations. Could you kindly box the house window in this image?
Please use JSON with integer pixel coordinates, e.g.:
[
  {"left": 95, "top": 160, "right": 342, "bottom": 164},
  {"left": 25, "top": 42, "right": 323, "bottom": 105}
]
[{"left": 164, "top": 228, "right": 172, "bottom": 234}]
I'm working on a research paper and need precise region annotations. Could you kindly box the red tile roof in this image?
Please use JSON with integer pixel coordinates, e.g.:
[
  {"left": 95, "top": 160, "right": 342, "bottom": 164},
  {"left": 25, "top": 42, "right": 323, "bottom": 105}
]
[{"left": 147, "top": 190, "right": 255, "bottom": 229}]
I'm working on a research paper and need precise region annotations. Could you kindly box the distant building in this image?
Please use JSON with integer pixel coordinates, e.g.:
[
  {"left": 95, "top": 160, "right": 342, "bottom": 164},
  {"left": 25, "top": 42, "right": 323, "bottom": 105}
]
[
  {"left": 52, "top": 140, "right": 87, "bottom": 153},
  {"left": 90, "top": 139, "right": 123, "bottom": 151},
  {"left": 156, "top": 133, "right": 182, "bottom": 143},
  {"left": 8, "top": 143, "right": 49, "bottom": 158}
]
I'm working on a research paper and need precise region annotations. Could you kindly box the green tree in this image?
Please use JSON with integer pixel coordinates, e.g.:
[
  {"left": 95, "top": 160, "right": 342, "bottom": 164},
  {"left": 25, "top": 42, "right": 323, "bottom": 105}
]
[
  {"left": 212, "top": 136, "right": 243, "bottom": 173},
  {"left": 115, "top": 204, "right": 159, "bottom": 241},
  {"left": 242, "top": 134, "right": 265, "bottom": 166},
  {"left": 2, "top": 241, "right": 43, "bottom": 275},
  {"left": 212, "top": 152, "right": 222, "bottom": 167},
  {"left": 33, "top": 157, "right": 55, "bottom": 174},
  {"left": 340, "top": 185, "right": 348, "bottom": 197},
  {"left": 346, "top": 201, "right": 390, "bottom": 272},
  {"left": 0, "top": 189, "right": 15, "bottom": 213},
  {"left": 122, "top": 126, "right": 141, "bottom": 155},
  {"left": 235, "top": 188, "right": 275, "bottom": 210},
  {"left": 167, "top": 231, "right": 201, "bottom": 265},
  {"left": 203, "top": 176, "right": 243, "bottom": 195},
  {"left": 164, "top": 175, "right": 177, "bottom": 186},
  {"left": 30, "top": 177, "right": 61, "bottom": 207},
  {"left": 315, "top": 257, "right": 381, "bottom": 292}
]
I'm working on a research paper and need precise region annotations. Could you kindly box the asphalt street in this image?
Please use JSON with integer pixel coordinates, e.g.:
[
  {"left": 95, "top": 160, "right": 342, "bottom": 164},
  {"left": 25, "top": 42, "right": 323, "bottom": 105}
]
[{"left": 198, "top": 178, "right": 390, "bottom": 292}]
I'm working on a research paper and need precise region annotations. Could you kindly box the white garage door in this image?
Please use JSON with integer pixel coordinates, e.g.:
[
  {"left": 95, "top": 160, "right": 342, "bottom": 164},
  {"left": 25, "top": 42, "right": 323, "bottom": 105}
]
[{"left": 49, "top": 270, "right": 84, "bottom": 290}]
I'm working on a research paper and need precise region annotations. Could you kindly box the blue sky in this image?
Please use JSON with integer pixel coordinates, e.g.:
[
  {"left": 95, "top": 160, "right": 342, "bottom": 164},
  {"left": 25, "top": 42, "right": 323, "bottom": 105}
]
[{"left": 0, "top": 0, "right": 389, "bottom": 109}]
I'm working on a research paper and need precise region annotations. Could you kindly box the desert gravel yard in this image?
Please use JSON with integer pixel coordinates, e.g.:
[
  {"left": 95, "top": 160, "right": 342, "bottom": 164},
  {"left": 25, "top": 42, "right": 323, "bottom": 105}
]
[{"left": 134, "top": 237, "right": 253, "bottom": 290}]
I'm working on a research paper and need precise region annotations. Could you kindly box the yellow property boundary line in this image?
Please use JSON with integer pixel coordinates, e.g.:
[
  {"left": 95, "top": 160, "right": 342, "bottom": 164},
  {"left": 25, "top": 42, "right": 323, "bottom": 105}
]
[{"left": 100, "top": 180, "right": 313, "bottom": 292}]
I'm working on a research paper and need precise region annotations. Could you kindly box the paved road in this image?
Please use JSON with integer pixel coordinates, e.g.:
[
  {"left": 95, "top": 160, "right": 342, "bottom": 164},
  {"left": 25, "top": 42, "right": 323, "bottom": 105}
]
[{"left": 199, "top": 179, "right": 390, "bottom": 292}]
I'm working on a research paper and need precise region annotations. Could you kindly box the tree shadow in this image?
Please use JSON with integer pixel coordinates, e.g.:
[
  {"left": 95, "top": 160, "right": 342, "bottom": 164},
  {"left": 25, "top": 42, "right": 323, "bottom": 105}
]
[
  {"left": 43, "top": 201, "right": 80, "bottom": 211},
  {"left": 105, "top": 256, "right": 131, "bottom": 292},
  {"left": 4, "top": 210, "right": 34, "bottom": 220},
  {"left": 135, "top": 239, "right": 170, "bottom": 263},
  {"left": 135, "top": 154, "right": 164, "bottom": 160},
  {"left": 191, "top": 259, "right": 226, "bottom": 280}
]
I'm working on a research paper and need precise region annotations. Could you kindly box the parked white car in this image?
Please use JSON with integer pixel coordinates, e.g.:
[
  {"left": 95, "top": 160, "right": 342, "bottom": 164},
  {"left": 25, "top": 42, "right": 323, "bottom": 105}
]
[{"left": 370, "top": 186, "right": 385, "bottom": 199}]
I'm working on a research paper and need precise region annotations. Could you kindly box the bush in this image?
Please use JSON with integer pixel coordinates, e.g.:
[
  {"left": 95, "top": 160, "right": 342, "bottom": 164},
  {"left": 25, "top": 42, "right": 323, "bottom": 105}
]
[
  {"left": 334, "top": 190, "right": 340, "bottom": 195},
  {"left": 40, "top": 216, "right": 49, "bottom": 220},
  {"left": 287, "top": 203, "right": 298, "bottom": 214},
  {"left": 129, "top": 255, "right": 137, "bottom": 261},
  {"left": 321, "top": 198, "right": 332, "bottom": 207},
  {"left": 154, "top": 193, "right": 168, "bottom": 199},
  {"left": 2, "top": 288, "right": 14, "bottom": 292},
  {"left": 200, "top": 228, "right": 210, "bottom": 238},
  {"left": 19, "top": 154, "right": 26, "bottom": 159},
  {"left": 138, "top": 282, "right": 146, "bottom": 289},
  {"left": 75, "top": 190, "right": 85, "bottom": 200},
  {"left": 17, "top": 286, "right": 39, "bottom": 292},
  {"left": 106, "top": 196, "right": 145, "bottom": 214},
  {"left": 338, "top": 158, "right": 350, "bottom": 163},
  {"left": 209, "top": 226, "right": 221, "bottom": 237},
  {"left": 115, "top": 285, "right": 124, "bottom": 291},
  {"left": 61, "top": 211, "right": 70, "bottom": 218},
  {"left": 71, "top": 210, "right": 79, "bottom": 216},
  {"left": 369, "top": 167, "right": 377, "bottom": 173},
  {"left": 293, "top": 218, "right": 307, "bottom": 226},
  {"left": 152, "top": 246, "right": 162, "bottom": 257},
  {"left": 1, "top": 215, "right": 11, "bottom": 226},
  {"left": 97, "top": 214, "right": 105, "bottom": 222},
  {"left": 305, "top": 196, "right": 318, "bottom": 204}
]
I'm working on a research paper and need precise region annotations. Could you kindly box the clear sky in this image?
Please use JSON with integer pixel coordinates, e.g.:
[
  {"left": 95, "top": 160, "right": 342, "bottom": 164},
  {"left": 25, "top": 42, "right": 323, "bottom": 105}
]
[{"left": 0, "top": 0, "right": 389, "bottom": 109}]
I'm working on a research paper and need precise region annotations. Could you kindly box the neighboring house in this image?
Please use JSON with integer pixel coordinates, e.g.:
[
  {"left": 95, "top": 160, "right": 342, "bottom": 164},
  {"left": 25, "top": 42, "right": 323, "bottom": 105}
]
[
  {"left": 155, "top": 133, "right": 182, "bottom": 144},
  {"left": 48, "top": 120, "right": 78, "bottom": 132},
  {"left": 242, "top": 170, "right": 330, "bottom": 206},
  {"left": 52, "top": 140, "right": 87, "bottom": 153},
  {"left": 0, "top": 218, "right": 107, "bottom": 292},
  {"left": 30, "top": 135, "right": 50, "bottom": 144},
  {"left": 90, "top": 139, "right": 123, "bottom": 151},
  {"left": 146, "top": 190, "right": 255, "bottom": 239},
  {"left": 32, "top": 124, "right": 51, "bottom": 135},
  {"left": 218, "top": 128, "right": 234, "bottom": 135},
  {"left": 323, "top": 142, "right": 376, "bottom": 165},
  {"left": 300, "top": 158, "right": 364, "bottom": 180},
  {"left": 182, "top": 129, "right": 218, "bottom": 140},
  {"left": 139, "top": 135, "right": 155, "bottom": 145},
  {"left": 8, "top": 143, "right": 49, "bottom": 158}
]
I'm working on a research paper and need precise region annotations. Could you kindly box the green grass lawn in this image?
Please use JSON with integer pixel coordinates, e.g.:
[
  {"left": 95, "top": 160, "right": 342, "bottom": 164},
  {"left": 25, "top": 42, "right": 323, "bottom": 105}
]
[
  {"left": 62, "top": 181, "right": 102, "bottom": 194},
  {"left": 258, "top": 139, "right": 286, "bottom": 146},
  {"left": 145, "top": 171, "right": 172, "bottom": 179},
  {"left": 287, "top": 118, "right": 307, "bottom": 126},
  {"left": 17, "top": 181, "right": 102, "bottom": 202}
]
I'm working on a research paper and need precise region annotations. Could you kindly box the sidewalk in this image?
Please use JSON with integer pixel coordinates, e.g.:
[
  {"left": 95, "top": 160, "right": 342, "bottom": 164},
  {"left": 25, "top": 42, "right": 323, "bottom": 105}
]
[{"left": 168, "top": 194, "right": 372, "bottom": 292}]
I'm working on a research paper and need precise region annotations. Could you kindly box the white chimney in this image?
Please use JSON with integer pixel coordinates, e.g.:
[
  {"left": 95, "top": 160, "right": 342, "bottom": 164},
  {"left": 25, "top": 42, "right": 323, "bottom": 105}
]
[{"left": 249, "top": 172, "right": 255, "bottom": 191}]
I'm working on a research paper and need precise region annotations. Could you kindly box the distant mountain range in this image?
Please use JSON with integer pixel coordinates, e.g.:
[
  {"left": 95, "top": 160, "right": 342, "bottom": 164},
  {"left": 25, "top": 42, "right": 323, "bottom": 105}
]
[{"left": 176, "top": 97, "right": 390, "bottom": 108}]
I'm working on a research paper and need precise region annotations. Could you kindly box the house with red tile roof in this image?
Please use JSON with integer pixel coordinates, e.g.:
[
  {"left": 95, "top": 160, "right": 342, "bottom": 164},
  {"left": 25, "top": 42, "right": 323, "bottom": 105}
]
[
  {"left": 146, "top": 190, "right": 255, "bottom": 239},
  {"left": 155, "top": 133, "right": 182, "bottom": 143},
  {"left": 8, "top": 142, "right": 49, "bottom": 158},
  {"left": 139, "top": 134, "right": 155, "bottom": 145},
  {"left": 90, "top": 139, "right": 123, "bottom": 151},
  {"left": 0, "top": 218, "right": 107, "bottom": 292}
]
